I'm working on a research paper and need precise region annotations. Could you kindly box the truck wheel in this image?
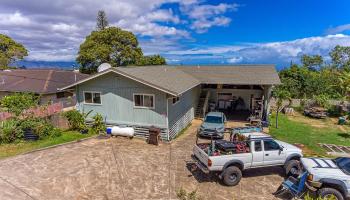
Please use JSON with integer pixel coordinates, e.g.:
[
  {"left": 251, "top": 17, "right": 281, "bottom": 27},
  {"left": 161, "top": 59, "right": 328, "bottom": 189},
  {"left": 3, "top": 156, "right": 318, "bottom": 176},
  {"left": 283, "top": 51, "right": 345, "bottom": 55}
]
[
  {"left": 284, "top": 159, "right": 301, "bottom": 177},
  {"left": 222, "top": 166, "right": 242, "bottom": 186},
  {"left": 318, "top": 187, "right": 344, "bottom": 200}
]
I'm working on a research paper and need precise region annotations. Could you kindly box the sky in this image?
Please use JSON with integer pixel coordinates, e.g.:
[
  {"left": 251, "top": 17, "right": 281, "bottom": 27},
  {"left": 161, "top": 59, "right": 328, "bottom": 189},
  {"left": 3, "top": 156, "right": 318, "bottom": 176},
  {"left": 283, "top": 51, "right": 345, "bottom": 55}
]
[{"left": 1, "top": 0, "right": 350, "bottom": 69}]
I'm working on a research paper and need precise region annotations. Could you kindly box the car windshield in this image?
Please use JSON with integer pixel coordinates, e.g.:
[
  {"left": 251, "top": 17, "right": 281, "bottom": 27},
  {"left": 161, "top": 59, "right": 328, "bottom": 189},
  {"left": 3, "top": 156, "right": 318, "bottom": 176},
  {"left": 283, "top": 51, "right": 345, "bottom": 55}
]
[
  {"left": 205, "top": 116, "right": 222, "bottom": 123},
  {"left": 333, "top": 157, "right": 350, "bottom": 175}
]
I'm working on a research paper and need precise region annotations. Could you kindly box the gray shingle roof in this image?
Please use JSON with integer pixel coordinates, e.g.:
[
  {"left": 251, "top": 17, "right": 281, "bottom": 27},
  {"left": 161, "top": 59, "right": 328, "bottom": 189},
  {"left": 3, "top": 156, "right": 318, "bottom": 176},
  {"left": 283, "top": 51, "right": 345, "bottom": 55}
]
[
  {"left": 176, "top": 65, "right": 281, "bottom": 85},
  {"left": 0, "top": 69, "right": 89, "bottom": 94},
  {"left": 60, "top": 64, "right": 280, "bottom": 96},
  {"left": 115, "top": 66, "right": 201, "bottom": 95}
]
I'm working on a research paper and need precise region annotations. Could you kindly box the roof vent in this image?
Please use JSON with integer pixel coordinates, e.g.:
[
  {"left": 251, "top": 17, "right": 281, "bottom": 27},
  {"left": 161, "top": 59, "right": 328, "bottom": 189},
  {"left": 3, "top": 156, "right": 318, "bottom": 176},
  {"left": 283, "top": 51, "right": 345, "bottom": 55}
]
[{"left": 98, "top": 63, "right": 112, "bottom": 72}]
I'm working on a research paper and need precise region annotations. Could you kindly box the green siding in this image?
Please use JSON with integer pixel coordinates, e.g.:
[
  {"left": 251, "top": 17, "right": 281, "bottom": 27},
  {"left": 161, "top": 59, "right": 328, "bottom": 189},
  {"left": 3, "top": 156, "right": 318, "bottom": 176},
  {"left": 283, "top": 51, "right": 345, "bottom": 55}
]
[{"left": 76, "top": 73, "right": 168, "bottom": 128}]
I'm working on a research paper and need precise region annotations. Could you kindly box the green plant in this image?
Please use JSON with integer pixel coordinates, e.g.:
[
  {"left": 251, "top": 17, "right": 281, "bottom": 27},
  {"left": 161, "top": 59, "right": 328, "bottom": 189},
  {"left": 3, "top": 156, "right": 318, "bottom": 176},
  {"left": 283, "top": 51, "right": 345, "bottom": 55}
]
[
  {"left": 19, "top": 118, "right": 61, "bottom": 139},
  {"left": 176, "top": 188, "right": 202, "bottom": 200},
  {"left": 304, "top": 193, "right": 336, "bottom": 200},
  {"left": 0, "top": 119, "right": 23, "bottom": 143},
  {"left": 313, "top": 94, "right": 330, "bottom": 108},
  {"left": 91, "top": 113, "right": 106, "bottom": 134},
  {"left": 0, "top": 93, "right": 39, "bottom": 116},
  {"left": 62, "top": 110, "right": 91, "bottom": 131}
]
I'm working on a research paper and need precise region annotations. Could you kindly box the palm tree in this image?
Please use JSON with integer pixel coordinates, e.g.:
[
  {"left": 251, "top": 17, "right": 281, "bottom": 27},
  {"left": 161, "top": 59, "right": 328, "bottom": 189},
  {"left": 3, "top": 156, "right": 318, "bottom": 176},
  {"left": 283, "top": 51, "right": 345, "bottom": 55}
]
[{"left": 338, "top": 70, "right": 350, "bottom": 100}]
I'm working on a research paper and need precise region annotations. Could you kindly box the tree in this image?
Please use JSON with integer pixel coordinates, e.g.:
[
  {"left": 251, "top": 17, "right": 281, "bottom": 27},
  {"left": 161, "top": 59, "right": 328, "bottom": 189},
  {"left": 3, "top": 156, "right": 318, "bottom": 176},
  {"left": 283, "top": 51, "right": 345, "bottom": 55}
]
[
  {"left": 330, "top": 45, "right": 350, "bottom": 70},
  {"left": 338, "top": 70, "right": 350, "bottom": 100},
  {"left": 77, "top": 27, "right": 143, "bottom": 73},
  {"left": 301, "top": 54, "right": 323, "bottom": 71},
  {"left": 0, "top": 34, "right": 28, "bottom": 67},
  {"left": 96, "top": 10, "right": 109, "bottom": 30},
  {"left": 136, "top": 54, "right": 166, "bottom": 66},
  {"left": 272, "top": 87, "right": 291, "bottom": 128}
]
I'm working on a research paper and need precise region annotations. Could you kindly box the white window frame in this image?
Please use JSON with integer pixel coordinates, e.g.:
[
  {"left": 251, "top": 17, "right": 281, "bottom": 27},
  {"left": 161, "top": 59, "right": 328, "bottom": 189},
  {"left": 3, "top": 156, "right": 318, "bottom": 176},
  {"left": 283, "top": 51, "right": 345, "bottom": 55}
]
[
  {"left": 83, "top": 91, "right": 102, "bottom": 105},
  {"left": 133, "top": 93, "right": 155, "bottom": 109},
  {"left": 171, "top": 96, "right": 180, "bottom": 105}
]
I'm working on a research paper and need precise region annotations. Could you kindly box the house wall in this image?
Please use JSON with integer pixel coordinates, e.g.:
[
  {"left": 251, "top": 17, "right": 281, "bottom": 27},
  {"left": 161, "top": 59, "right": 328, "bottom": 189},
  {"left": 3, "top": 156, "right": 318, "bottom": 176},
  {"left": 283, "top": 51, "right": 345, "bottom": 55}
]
[
  {"left": 76, "top": 73, "right": 168, "bottom": 131},
  {"left": 167, "top": 85, "right": 200, "bottom": 139}
]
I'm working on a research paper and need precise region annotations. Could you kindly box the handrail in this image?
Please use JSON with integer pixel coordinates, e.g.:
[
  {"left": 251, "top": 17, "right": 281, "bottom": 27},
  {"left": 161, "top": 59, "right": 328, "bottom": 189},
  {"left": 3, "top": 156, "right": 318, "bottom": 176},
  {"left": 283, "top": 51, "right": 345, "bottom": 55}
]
[{"left": 202, "top": 90, "right": 210, "bottom": 118}]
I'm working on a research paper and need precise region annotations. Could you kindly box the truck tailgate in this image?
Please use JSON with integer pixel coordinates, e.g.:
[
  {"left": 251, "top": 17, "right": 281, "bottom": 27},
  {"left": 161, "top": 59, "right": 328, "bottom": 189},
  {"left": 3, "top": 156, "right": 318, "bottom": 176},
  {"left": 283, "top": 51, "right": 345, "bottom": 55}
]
[{"left": 193, "top": 145, "right": 209, "bottom": 169}]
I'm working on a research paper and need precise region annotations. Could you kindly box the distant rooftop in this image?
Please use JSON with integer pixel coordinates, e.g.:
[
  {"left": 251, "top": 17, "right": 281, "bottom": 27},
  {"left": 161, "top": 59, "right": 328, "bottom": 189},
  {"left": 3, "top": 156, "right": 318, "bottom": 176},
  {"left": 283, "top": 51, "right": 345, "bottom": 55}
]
[{"left": 0, "top": 69, "right": 89, "bottom": 94}]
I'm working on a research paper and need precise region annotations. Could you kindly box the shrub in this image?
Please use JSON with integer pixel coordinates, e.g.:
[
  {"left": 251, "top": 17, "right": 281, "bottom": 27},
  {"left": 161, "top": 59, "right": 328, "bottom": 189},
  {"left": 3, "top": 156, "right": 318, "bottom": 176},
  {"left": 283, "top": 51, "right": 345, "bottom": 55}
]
[
  {"left": 0, "top": 119, "right": 23, "bottom": 143},
  {"left": 312, "top": 94, "right": 330, "bottom": 108},
  {"left": 62, "top": 110, "right": 91, "bottom": 131},
  {"left": 91, "top": 113, "right": 106, "bottom": 134},
  {"left": 0, "top": 93, "right": 39, "bottom": 116},
  {"left": 176, "top": 188, "right": 202, "bottom": 200},
  {"left": 19, "top": 118, "right": 61, "bottom": 139}
]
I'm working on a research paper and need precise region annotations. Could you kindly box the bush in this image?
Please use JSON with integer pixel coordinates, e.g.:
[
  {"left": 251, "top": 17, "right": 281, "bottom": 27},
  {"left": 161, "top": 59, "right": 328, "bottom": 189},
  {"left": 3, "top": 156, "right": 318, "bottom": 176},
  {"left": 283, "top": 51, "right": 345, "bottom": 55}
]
[
  {"left": 176, "top": 188, "right": 202, "bottom": 200},
  {"left": 91, "top": 113, "right": 106, "bottom": 134},
  {"left": 19, "top": 118, "right": 61, "bottom": 139},
  {"left": 0, "top": 93, "right": 39, "bottom": 116},
  {"left": 0, "top": 119, "right": 23, "bottom": 143},
  {"left": 312, "top": 94, "right": 330, "bottom": 108},
  {"left": 62, "top": 110, "right": 91, "bottom": 131}
]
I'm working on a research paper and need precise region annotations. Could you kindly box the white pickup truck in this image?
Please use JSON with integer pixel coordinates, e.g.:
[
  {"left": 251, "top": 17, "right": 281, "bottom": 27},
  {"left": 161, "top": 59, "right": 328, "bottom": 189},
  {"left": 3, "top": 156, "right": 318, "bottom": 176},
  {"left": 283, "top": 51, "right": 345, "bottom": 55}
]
[{"left": 192, "top": 131, "right": 303, "bottom": 186}]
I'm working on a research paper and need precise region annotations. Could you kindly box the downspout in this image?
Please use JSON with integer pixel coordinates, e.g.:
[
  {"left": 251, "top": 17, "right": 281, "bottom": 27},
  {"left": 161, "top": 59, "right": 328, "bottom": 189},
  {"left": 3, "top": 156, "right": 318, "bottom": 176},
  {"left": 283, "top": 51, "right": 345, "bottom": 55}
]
[{"left": 166, "top": 95, "right": 170, "bottom": 141}]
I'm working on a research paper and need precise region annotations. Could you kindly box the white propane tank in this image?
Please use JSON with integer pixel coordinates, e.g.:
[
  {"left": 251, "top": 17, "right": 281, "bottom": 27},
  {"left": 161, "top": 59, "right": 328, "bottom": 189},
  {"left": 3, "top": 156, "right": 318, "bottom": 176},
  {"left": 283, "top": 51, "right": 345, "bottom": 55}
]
[{"left": 108, "top": 126, "right": 134, "bottom": 138}]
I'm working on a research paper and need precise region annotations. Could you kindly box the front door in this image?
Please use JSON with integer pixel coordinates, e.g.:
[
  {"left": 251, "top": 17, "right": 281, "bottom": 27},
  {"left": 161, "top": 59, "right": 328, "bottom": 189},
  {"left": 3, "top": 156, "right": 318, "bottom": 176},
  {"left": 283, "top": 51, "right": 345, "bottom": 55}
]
[{"left": 263, "top": 139, "right": 286, "bottom": 165}]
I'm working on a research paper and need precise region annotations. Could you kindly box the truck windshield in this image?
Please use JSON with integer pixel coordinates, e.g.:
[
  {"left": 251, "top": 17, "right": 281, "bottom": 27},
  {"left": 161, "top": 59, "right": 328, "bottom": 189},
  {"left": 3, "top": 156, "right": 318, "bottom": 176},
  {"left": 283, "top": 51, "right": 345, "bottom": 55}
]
[
  {"left": 205, "top": 116, "right": 222, "bottom": 123},
  {"left": 334, "top": 157, "right": 350, "bottom": 175}
]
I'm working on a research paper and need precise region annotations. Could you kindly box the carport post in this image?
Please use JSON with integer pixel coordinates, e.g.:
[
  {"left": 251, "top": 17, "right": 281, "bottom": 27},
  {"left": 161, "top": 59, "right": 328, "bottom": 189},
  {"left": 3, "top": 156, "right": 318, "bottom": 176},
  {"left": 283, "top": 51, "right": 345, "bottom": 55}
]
[{"left": 263, "top": 85, "right": 272, "bottom": 120}]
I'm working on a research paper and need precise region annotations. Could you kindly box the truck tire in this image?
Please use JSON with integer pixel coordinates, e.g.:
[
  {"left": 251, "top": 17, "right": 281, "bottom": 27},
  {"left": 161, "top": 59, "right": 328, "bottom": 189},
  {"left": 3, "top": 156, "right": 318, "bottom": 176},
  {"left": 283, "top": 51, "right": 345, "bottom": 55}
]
[
  {"left": 318, "top": 187, "right": 344, "bottom": 200},
  {"left": 222, "top": 166, "right": 242, "bottom": 186},
  {"left": 284, "top": 159, "right": 301, "bottom": 177}
]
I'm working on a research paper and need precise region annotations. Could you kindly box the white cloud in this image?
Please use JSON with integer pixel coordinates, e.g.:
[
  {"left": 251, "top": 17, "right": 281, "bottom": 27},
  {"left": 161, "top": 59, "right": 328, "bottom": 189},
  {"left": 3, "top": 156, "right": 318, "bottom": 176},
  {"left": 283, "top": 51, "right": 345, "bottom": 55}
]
[
  {"left": 181, "top": 2, "right": 239, "bottom": 33},
  {"left": 227, "top": 56, "right": 243, "bottom": 63},
  {"left": 326, "top": 24, "right": 350, "bottom": 34},
  {"left": 0, "top": 11, "right": 31, "bottom": 26},
  {"left": 165, "top": 34, "right": 350, "bottom": 66}
]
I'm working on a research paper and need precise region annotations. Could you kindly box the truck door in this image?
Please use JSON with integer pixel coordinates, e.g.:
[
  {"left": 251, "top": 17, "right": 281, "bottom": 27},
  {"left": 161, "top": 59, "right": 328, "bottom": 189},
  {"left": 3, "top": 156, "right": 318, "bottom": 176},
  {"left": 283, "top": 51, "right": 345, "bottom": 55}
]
[
  {"left": 251, "top": 140, "right": 264, "bottom": 166},
  {"left": 263, "top": 139, "right": 286, "bottom": 165}
]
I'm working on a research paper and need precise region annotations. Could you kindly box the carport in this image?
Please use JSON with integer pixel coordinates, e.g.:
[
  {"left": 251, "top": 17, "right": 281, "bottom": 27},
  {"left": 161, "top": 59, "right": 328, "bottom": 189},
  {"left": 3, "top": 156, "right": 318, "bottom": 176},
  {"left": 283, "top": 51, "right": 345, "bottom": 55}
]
[{"left": 176, "top": 65, "right": 280, "bottom": 121}]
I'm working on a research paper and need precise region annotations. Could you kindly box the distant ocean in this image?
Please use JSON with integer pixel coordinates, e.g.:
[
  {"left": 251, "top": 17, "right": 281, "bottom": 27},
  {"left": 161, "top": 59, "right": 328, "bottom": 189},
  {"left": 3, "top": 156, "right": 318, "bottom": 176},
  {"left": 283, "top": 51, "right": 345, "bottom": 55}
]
[{"left": 14, "top": 61, "right": 78, "bottom": 70}]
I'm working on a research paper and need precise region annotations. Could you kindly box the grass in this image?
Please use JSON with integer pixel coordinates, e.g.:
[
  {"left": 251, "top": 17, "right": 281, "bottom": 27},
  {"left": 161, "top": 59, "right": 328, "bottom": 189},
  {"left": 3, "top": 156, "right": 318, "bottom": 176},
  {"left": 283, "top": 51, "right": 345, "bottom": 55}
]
[
  {"left": 0, "top": 130, "right": 96, "bottom": 159},
  {"left": 269, "top": 113, "right": 350, "bottom": 156}
]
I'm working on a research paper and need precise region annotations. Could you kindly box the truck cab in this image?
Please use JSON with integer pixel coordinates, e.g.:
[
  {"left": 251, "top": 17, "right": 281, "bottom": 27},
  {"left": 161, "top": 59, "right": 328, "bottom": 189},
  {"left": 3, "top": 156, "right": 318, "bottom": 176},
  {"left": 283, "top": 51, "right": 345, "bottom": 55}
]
[{"left": 193, "top": 131, "right": 303, "bottom": 186}]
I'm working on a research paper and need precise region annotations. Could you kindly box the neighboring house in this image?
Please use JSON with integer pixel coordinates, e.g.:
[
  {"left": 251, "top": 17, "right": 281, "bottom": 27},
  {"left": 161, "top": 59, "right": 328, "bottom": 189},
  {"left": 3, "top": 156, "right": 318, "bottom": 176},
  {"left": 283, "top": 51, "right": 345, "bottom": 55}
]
[
  {"left": 60, "top": 65, "right": 280, "bottom": 140},
  {"left": 0, "top": 69, "right": 89, "bottom": 107}
]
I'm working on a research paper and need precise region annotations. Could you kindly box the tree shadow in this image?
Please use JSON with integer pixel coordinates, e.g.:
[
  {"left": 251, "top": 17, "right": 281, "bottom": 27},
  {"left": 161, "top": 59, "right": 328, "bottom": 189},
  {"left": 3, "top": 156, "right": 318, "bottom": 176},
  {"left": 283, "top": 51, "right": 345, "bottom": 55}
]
[{"left": 338, "top": 132, "right": 350, "bottom": 139}]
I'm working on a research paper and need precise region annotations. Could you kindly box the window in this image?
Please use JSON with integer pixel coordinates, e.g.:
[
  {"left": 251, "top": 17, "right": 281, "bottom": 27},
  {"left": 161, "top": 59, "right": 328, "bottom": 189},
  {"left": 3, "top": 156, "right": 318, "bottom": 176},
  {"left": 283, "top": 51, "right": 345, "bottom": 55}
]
[
  {"left": 264, "top": 140, "right": 280, "bottom": 151},
  {"left": 255, "top": 141, "right": 262, "bottom": 152},
  {"left": 84, "top": 92, "right": 101, "bottom": 104},
  {"left": 133, "top": 94, "right": 154, "bottom": 108},
  {"left": 172, "top": 97, "right": 180, "bottom": 105}
]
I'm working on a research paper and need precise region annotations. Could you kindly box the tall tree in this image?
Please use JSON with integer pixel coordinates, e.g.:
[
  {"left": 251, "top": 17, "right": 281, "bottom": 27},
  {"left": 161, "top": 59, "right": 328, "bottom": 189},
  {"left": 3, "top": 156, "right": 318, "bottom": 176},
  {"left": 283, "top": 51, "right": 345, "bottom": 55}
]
[
  {"left": 330, "top": 45, "right": 350, "bottom": 70},
  {"left": 136, "top": 54, "right": 166, "bottom": 66},
  {"left": 96, "top": 10, "right": 109, "bottom": 30},
  {"left": 0, "top": 34, "right": 28, "bottom": 67},
  {"left": 77, "top": 27, "right": 143, "bottom": 73},
  {"left": 301, "top": 54, "right": 323, "bottom": 71}
]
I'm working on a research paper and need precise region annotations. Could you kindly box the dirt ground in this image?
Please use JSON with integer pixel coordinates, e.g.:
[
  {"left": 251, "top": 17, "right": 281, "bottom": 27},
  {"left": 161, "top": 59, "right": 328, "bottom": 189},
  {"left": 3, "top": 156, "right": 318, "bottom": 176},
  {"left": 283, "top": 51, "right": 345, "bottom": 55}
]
[{"left": 0, "top": 120, "right": 284, "bottom": 200}]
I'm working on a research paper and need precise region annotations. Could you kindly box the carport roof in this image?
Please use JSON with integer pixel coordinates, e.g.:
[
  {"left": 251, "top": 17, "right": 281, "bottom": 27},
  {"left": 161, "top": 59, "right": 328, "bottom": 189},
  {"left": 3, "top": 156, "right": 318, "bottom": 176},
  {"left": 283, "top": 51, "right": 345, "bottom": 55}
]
[
  {"left": 176, "top": 65, "right": 281, "bottom": 85},
  {"left": 60, "top": 64, "right": 280, "bottom": 96}
]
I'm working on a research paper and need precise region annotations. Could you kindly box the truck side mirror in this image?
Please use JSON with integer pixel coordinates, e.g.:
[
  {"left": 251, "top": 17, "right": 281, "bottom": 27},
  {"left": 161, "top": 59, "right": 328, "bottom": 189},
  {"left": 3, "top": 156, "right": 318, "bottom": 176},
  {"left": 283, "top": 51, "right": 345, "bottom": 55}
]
[{"left": 279, "top": 146, "right": 284, "bottom": 151}]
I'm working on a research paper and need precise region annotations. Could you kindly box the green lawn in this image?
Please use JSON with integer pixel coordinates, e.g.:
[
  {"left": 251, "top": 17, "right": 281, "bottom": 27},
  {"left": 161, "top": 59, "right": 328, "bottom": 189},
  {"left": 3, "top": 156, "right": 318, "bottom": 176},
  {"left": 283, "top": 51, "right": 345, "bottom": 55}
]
[
  {"left": 269, "top": 113, "right": 350, "bottom": 156},
  {"left": 0, "top": 131, "right": 96, "bottom": 159}
]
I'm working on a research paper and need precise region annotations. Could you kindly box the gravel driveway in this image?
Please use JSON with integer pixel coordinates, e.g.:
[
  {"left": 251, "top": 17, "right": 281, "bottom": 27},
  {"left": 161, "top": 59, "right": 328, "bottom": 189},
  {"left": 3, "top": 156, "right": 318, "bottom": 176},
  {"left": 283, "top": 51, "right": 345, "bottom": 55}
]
[{"left": 0, "top": 120, "right": 284, "bottom": 200}]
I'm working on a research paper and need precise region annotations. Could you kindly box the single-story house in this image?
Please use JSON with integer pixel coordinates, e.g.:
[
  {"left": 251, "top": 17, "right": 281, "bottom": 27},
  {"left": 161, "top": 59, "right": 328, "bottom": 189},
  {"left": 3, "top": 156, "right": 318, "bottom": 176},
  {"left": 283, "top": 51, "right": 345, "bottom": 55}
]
[
  {"left": 0, "top": 69, "right": 89, "bottom": 106},
  {"left": 60, "top": 65, "right": 280, "bottom": 140}
]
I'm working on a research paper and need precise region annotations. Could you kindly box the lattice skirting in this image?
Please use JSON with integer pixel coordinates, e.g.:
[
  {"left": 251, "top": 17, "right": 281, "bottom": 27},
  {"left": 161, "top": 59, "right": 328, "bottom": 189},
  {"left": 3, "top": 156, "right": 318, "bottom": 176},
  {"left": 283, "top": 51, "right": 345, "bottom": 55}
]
[{"left": 168, "top": 107, "right": 194, "bottom": 140}]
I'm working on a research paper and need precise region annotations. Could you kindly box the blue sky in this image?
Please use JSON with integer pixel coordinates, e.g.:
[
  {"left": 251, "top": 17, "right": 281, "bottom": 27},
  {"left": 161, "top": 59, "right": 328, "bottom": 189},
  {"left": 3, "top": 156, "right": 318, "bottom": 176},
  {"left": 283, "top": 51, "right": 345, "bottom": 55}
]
[{"left": 1, "top": 0, "right": 350, "bottom": 69}]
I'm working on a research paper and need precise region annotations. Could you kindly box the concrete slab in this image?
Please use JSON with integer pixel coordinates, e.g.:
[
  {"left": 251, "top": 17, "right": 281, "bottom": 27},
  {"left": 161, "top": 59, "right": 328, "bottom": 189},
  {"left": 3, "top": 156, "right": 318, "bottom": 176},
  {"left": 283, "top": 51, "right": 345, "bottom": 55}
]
[{"left": 0, "top": 120, "right": 283, "bottom": 200}]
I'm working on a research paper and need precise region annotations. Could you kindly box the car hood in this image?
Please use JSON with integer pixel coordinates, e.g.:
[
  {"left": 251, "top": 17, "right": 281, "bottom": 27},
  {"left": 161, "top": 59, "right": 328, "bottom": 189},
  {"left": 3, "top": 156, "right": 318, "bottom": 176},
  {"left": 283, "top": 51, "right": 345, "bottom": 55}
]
[
  {"left": 276, "top": 140, "right": 302, "bottom": 153},
  {"left": 200, "top": 122, "right": 224, "bottom": 130},
  {"left": 301, "top": 157, "right": 350, "bottom": 180}
]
